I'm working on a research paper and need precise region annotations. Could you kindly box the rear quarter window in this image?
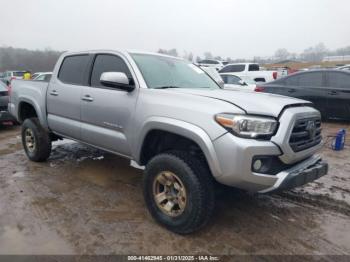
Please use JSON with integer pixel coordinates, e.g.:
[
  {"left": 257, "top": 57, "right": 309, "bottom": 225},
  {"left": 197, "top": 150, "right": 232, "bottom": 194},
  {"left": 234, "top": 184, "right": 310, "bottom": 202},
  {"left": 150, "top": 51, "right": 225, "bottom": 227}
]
[{"left": 58, "top": 55, "right": 90, "bottom": 85}]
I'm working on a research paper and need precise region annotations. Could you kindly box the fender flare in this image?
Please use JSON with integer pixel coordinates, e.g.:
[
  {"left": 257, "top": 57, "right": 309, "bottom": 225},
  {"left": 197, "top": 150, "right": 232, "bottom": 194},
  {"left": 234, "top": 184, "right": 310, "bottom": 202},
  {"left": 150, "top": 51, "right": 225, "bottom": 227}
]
[
  {"left": 134, "top": 116, "right": 222, "bottom": 177},
  {"left": 18, "top": 97, "right": 48, "bottom": 129}
]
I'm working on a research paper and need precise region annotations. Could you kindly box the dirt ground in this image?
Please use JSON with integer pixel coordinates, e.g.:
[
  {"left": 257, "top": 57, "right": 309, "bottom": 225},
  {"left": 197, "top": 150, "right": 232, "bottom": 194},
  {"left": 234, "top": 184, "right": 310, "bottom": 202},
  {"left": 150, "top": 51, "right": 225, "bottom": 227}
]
[{"left": 0, "top": 122, "right": 349, "bottom": 255}]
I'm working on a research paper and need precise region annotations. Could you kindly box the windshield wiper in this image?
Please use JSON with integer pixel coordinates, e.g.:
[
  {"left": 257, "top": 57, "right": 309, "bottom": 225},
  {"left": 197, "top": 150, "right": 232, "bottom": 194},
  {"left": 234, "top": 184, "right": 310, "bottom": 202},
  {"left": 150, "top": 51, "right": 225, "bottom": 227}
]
[{"left": 153, "top": 86, "right": 182, "bottom": 89}]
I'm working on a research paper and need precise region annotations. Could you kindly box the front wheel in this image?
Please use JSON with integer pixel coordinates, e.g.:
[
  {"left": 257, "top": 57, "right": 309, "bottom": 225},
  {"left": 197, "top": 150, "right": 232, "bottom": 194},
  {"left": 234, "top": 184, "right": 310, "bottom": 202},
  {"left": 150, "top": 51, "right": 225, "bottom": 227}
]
[
  {"left": 143, "top": 151, "right": 215, "bottom": 234},
  {"left": 21, "top": 118, "right": 52, "bottom": 162}
]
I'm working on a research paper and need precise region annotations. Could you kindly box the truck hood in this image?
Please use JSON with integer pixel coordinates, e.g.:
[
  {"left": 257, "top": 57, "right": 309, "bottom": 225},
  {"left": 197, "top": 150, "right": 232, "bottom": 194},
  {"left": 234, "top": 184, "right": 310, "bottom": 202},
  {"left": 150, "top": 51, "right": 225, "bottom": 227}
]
[{"left": 169, "top": 89, "right": 311, "bottom": 117}]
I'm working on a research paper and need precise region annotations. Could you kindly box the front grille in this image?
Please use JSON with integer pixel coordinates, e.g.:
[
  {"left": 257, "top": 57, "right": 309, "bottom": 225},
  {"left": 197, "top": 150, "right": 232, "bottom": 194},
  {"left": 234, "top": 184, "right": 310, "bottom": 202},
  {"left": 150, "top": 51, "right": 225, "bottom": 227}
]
[{"left": 289, "top": 117, "right": 322, "bottom": 152}]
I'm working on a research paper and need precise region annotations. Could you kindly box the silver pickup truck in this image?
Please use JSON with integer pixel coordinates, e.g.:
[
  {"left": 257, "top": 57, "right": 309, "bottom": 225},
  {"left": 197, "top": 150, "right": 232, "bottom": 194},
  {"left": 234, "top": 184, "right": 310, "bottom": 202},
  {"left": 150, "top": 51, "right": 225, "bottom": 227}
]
[{"left": 9, "top": 50, "right": 328, "bottom": 234}]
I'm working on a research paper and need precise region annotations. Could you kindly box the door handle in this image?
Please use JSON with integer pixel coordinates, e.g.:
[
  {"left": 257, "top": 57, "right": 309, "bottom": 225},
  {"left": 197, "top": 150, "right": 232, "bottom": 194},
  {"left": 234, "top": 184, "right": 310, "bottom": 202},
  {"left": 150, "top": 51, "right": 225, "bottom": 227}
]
[
  {"left": 49, "top": 90, "right": 59, "bottom": 96},
  {"left": 82, "top": 95, "right": 94, "bottom": 102},
  {"left": 328, "top": 91, "right": 337, "bottom": 95}
]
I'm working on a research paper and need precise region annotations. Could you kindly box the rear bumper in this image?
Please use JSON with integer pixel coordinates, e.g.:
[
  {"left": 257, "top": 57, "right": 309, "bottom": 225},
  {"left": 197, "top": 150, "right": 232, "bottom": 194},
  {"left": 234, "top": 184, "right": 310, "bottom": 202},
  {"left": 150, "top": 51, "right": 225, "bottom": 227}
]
[{"left": 259, "top": 155, "right": 328, "bottom": 193}]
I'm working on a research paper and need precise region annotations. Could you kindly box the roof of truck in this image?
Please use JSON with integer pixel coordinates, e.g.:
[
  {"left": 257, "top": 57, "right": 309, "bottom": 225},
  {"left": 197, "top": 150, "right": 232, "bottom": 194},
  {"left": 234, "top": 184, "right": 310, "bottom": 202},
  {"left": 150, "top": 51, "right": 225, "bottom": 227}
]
[{"left": 62, "top": 49, "right": 184, "bottom": 60}]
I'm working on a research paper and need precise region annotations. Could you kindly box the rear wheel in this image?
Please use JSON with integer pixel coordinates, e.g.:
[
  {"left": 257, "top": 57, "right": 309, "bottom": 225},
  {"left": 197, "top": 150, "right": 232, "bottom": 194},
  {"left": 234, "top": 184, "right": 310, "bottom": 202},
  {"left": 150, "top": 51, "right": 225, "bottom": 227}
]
[
  {"left": 143, "top": 151, "right": 215, "bottom": 234},
  {"left": 21, "top": 118, "right": 52, "bottom": 162}
]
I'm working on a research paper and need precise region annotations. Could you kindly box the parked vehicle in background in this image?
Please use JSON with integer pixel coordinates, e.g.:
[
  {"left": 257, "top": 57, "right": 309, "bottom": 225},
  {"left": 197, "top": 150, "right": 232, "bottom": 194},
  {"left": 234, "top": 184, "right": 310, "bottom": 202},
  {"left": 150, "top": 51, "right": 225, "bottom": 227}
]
[
  {"left": 220, "top": 73, "right": 256, "bottom": 91},
  {"left": 9, "top": 50, "right": 328, "bottom": 234},
  {"left": 257, "top": 70, "right": 350, "bottom": 121},
  {"left": 200, "top": 66, "right": 224, "bottom": 87},
  {"left": 268, "top": 66, "right": 289, "bottom": 78},
  {"left": 219, "top": 63, "right": 278, "bottom": 82},
  {"left": 0, "top": 81, "right": 15, "bottom": 124},
  {"left": 0, "top": 72, "right": 4, "bottom": 82},
  {"left": 31, "top": 72, "right": 44, "bottom": 79},
  {"left": 197, "top": 59, "right": 225, "bottom": 71},
  {"left": 337, "top": 64, "right": 350, "bottom": 71},
  {"left": 33, "top": 72, "right": 52, "bottom": 82},
  {"left": 3, "top": 71, "right": 27, "bottom": 85}
]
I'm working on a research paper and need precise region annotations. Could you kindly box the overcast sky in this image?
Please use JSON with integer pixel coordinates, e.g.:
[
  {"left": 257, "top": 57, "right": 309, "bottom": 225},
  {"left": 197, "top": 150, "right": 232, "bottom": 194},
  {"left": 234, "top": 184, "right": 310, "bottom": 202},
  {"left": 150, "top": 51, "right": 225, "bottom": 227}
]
[{"left": 1, "top": 0, "right": 349, "bottom": 59}]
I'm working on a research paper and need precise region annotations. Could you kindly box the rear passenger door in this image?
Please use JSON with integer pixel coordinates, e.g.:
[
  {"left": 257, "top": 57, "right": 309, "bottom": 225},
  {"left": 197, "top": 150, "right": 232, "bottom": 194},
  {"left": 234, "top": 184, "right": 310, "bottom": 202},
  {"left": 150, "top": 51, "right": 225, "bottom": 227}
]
[
  {"left": 287, "top": 72, "right": 328, "bottom": 117},
  {"left": 80, "top": 53, "right": 138, "bottom": 156},
  {"left": 325, "top": 71, "right": 350, "bottom": 120},
  {"left": 47, "top": 54, "right": 91, "bottom": 139}
]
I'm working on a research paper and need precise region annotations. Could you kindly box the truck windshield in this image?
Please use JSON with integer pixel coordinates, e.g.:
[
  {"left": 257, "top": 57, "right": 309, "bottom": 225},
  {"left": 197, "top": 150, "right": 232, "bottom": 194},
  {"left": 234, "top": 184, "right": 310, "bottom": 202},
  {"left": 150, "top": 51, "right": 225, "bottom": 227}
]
[{"left": 131, "top": 54, "right": 220, "bottom": 89}]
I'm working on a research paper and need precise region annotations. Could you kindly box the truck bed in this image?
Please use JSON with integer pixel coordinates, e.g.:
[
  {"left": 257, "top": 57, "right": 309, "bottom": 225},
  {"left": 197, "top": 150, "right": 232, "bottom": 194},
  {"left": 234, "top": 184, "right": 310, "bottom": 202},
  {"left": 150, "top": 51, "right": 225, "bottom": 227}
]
[{"left": 8, "top": 79, "right": 50, "bottom": 127}]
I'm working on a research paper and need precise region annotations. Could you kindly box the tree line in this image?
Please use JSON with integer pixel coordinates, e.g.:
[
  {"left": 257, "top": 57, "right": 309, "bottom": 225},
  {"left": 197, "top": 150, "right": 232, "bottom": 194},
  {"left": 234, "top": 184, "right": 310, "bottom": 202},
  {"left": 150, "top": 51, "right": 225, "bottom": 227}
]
[
  {"left": 159, "top": 43, "right": 350, "bottom": 63},
  {"left": 0, "top": 43, "right": 349, "bottom": 73},
  {"left": 0, "top": 46, "right": 62, "bottom": 72},
  {"left": 274, "top": 43, "right": 350, "bottom": 62}
]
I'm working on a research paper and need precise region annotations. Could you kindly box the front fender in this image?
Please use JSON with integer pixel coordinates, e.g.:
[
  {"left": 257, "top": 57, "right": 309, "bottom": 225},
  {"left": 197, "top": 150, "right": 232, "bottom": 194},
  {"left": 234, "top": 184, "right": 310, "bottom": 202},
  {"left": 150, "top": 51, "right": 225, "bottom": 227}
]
[{"left": 134, "top": 116, "right": 223, "bottom": 177}]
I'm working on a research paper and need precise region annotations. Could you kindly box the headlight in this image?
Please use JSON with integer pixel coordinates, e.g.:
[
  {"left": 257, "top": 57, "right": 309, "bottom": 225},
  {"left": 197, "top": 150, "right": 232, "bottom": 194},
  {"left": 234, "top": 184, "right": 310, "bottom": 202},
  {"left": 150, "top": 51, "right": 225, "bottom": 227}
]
[{"left": 215, "top": 113, "right": 278, "bottom": 139}]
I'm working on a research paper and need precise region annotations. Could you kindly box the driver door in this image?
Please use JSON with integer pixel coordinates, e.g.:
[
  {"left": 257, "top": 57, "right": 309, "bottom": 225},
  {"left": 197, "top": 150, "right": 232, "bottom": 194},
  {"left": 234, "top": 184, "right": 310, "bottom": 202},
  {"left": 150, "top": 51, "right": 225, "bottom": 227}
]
[{"left": 80, "top": 53, "right": 138, "bottom": 156}]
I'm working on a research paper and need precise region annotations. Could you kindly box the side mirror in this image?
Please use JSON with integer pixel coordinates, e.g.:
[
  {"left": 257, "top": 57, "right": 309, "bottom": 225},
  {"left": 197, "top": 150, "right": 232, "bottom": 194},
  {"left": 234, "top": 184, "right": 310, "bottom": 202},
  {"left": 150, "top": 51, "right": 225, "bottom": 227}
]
[{"left": 100, "top": 72, "right": 135, "bottom": 92}]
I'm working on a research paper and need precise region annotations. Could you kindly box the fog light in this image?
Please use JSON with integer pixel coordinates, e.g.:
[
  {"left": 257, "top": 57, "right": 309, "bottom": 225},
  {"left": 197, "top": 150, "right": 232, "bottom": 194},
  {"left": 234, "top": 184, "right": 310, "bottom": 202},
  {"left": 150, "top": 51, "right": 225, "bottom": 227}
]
[{"left": 253, "top": 159, "right": 262, "bottom": 171}]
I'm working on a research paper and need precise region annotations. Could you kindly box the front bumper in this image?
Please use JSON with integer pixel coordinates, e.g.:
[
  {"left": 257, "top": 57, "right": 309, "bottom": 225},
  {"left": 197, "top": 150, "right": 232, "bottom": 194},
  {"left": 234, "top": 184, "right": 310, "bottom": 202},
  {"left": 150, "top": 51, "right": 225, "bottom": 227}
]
[
  {"left": 211, "top": 106, "right": 326, "bottom": 192},
  {"left": 259, "top": 155, "right": 328, "bottom": 193}
]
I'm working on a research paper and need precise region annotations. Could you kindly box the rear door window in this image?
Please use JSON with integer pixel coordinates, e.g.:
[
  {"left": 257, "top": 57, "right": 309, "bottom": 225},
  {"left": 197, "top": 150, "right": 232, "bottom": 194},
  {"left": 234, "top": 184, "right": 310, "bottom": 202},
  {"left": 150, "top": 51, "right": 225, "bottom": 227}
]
[
  {"left": 328, "top": 72, "right": 350, "bottom": 89},
  {"left": 298, "top": 72, "right": 323, "bottom": 87},
  {"left": 286, "top": 75, "right": 299, "bottom": 86},
  {"left": 58, "top": 55, "right": 90, "bottom": 85}
]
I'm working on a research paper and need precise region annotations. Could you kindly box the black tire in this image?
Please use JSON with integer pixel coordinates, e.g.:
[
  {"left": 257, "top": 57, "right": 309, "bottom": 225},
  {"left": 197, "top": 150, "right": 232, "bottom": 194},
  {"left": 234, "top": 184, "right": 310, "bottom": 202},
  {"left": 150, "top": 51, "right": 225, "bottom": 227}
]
[
  {"left": 143, "top": 151, "right": 215, "bottom": 234},
  {"left": 21, "top": 118, "right": 52, "bottom": 162}
]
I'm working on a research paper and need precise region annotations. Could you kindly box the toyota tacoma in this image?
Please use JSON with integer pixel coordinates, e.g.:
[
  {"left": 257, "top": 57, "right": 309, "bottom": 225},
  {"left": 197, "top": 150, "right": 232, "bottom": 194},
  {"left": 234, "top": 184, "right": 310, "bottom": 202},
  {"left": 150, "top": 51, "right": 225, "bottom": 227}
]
[{"left": 9, "top": 50, "right": 328, "bottom": 234}]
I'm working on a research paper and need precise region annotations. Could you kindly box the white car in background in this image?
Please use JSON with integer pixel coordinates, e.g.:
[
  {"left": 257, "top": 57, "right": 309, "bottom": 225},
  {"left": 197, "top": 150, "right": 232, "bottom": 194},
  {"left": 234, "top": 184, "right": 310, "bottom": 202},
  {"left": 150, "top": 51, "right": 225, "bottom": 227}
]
[
  {"left": 220, "top": 73, "right": 257, "bottom": 91},
  {"left": 197, "top": 59, "right": 227, "bottom": 71},
  {"left": 31, "top": 72, "right": 44, "bottom": 79},
  {"left": 337, "top": 64, "right": 350, "bottom": 71},
  {"left": 219, "top": 63, "right": 278, "bottom": 83},
  {"left": 32, "top": 72, "right": 52, "bottom": 81},
  {"left": 200, "top": 66, "right": 224, "bottom": 87},
  {"left": 3, "top": 71, "right": 27, "bottom": 85}
]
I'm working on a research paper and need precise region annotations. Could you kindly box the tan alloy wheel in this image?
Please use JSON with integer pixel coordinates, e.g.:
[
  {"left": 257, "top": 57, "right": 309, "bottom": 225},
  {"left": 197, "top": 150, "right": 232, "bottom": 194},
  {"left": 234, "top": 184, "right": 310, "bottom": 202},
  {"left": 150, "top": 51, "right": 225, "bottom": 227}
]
[
  {"left": 25, "top": 128, "right": 36, "bottom": 153},
  {"left": 153, "top": 171, "right": 187, "bottom": 217}
]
